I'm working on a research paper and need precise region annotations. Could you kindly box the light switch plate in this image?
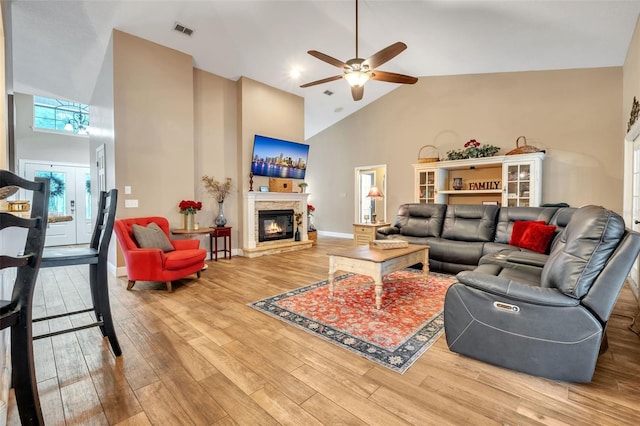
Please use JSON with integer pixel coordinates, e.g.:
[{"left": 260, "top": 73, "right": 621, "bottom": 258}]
[
  {"left": 124, "top": 186, "right": 132, "bottom": 195},
  {"left": 124, "top": 199, "right": 138, "bottom": 208}
]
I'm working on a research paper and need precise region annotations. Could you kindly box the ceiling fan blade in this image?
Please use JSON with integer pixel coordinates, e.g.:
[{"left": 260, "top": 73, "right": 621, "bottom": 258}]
[
  {"left": 351, "top": 85, "right": 364, "bottom": 101},
  {"left": 308, "top": 50, "right": 350, "bottom": 69},
  {"left": 300, "top": 75, "right": 343, "bottom": 88},
  {"left": 371, "top": 70, "right": 418, "bottom": 85},
  {"left": 364, "top": 42, "right": 407, "bottom": 69}
]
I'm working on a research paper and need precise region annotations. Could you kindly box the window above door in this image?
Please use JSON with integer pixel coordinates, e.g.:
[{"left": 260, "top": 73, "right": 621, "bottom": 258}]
[{"left": 33, "top": 96, "right": 90, "bottom": 136}]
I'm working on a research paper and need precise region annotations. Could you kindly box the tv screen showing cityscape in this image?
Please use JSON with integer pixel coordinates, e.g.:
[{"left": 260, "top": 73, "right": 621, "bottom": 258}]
[{"left": 251, "top": 134, "right": 309, "bottom": 179}]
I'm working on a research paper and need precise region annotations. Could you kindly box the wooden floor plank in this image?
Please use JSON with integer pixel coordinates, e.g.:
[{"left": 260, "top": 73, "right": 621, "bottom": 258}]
[
  {"left": 84, "top": 351, "right": 144, "bottom": 425},
  {"left": 113, "top": 412, "right": 152, "bottom": 426},
  {"left": 274, "top": 335, "right": 382, "bottom": 398},
  {"left": 300, "top": 393, "right": 369, "bottom": 426},
  {"left": 291, "top": 363, "right": 410, "bottom": 425},
  {"left": 146, "top": 353, "right": 228, "bottom": 425},
  {"left": 134, "top": 381, "right": 192, "bottom": 425},
  {"left": 153, "top": 326, "right": 219, "bottom": 382},
  {"left": 59, "top": 376, "right": 109, "bottom": 425},
  {"left": 199, "top": 372, "right": 280, "bottom": 426},
  {"left": 250, "top": 383, "right": 324, "bottom": 426},
  {"left": 190, "top": 336, "right": 266, "bottom": 395},
  {"left": 222, "top": 338, "right": 316, "bottom": 404},
  {"left": 366, "top": 366, "right": 503, "bottom": 425}
]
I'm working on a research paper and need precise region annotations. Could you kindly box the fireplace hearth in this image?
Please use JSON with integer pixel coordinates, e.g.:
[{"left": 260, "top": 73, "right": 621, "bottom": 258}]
[{"left": 258, "top": 209, "right": 294, "bottom": 242}]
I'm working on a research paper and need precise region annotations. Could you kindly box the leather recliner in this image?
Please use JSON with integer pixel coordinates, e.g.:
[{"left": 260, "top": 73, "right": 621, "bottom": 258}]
[{"left": 443, "top": 205, "right": 640, "bottom": 382}]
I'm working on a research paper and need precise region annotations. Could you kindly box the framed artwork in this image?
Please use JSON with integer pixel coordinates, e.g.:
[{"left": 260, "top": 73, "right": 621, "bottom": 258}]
[{"left": 259, "top": 186, "right": 270, "bottom": 192}]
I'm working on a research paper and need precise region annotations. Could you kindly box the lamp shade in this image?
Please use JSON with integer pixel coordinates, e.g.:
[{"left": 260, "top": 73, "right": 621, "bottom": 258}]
[
  {"left": 367, "top": 186, "right": 384, "bottom": 198},
  {"left": 345, "top": 70, "right": 370, "bottom": 87}
]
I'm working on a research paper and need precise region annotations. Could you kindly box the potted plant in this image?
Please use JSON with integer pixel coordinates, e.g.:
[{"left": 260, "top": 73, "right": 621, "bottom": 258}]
[{"left": 446, "top": 139, "right": 500, "bottom": 160}]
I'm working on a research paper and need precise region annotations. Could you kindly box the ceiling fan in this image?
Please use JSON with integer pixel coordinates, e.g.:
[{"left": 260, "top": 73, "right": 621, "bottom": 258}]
[{"left": 300, "top": 0, "right": 418, "bottom": 101}]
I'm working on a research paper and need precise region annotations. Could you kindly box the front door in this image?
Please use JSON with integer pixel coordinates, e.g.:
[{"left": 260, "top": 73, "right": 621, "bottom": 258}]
[{"left": 24, "top": 162, "right": 92, "bottom": 246}]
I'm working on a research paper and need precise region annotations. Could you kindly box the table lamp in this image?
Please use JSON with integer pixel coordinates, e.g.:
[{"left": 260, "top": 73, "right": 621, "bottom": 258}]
[{"left": 367, "top": 186, "right": 384, "bottom": 223}]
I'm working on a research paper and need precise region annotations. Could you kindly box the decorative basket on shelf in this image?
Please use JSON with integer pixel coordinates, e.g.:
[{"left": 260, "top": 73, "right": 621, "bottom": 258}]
[
  {"left": 417, "top": 145, "right": 439, "bottom": 163},
  {"left": 506, "top": 136, "right": 541, "bottom": 155}
]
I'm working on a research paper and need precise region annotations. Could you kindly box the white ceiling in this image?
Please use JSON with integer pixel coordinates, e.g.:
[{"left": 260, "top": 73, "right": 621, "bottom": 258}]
[{"left": 8, "top": 0, "right": 640, "bottom": 139}]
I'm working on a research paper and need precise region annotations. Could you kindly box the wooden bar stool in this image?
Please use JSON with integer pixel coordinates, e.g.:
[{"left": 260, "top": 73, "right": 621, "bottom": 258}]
[
  {"left": 36, "top": 189, "right": 122, "bottom": 356},
  {"left": 0, "top": 170, "right": 50, "bottom": 425}
]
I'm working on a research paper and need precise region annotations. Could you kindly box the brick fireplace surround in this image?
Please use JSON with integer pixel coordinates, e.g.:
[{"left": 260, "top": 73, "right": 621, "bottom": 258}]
[{"left": 242, "top": 192, "right": 311, "bottom": 258}]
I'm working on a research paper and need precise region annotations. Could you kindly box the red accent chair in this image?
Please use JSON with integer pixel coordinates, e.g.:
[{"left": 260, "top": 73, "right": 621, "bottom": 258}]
[{"left": 114, "top": 216, "right": 206, "bottom": 292}]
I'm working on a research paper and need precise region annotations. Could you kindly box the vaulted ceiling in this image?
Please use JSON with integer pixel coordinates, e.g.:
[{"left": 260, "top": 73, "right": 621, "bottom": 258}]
[{"left": 7, "top": 0, "right": 640, "bottom": 139}]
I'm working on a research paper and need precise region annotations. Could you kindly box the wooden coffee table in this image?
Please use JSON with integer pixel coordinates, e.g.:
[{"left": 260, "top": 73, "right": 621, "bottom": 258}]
[{"left": 327, "top": 244, "right": 429, "bottom": 309}]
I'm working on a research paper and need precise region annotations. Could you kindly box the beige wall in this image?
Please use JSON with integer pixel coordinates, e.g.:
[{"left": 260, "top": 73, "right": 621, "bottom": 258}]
[
  {"left": 623, "top": 16, "right": 640, "bottom": 222},
  {"left": 237, "top": 76, "right": 305, "bottom": 248},
  {"left": 622, "top": 15, "right": 640, "bottom": 301},
  {"left": 193, "top": 68, "right": 238, "bottom": 242},
  {"left": 307, "top": 67, "right": 623, "bottom": 234},
  {"left": 112, "top": 30, "right": 195, "bottom": 225}
]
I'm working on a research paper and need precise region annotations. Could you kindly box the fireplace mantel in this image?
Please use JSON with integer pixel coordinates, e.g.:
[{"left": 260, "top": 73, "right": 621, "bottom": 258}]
[{"left": 243, "top": 192, "right": 310, "bottom": 254}]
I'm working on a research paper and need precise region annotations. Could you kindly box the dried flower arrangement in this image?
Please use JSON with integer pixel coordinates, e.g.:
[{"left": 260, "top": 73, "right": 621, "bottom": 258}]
[
  {"left": 201, "top": 175, "right": 233, "bottom": 202},
  {"left": 294, "top": 211, "right": 304, "bottom": 228}
]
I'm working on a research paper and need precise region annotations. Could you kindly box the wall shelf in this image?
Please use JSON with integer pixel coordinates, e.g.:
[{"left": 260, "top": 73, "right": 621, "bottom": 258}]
[
  {"left": 413, "top": 152, "right": 544, "bottom": 206},
  {"left": 438, "top": 189, "right": 503, "bottom": 195}
]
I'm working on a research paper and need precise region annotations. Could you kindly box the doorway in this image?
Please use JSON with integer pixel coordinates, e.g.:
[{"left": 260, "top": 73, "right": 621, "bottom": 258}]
[
  {"left": 624, "top": 123, "right": 640, "bottom": 301},
  {"left": 22, "top": 161, "right": 92, "bottom": 246},
  {"left": 354, "top": 164, "right": 387, "bottom": 224}
]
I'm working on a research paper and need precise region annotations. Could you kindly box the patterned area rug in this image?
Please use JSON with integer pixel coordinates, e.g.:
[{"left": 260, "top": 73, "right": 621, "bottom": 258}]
[{"left": 249, "top": 270, "right": 456, "bottom": 373}]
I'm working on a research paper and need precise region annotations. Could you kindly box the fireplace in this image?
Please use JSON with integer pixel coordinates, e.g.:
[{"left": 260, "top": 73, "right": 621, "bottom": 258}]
[
  {"left": 243, "top": 192, "right": 309, "bottom": 256},
  {"left": 258, "top": 209, "right": 294, "bottom": 242}
]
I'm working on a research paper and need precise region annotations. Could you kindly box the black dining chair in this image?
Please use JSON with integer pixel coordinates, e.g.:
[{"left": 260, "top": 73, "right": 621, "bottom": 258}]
[
  {"left": 0, "top": 170, "right": 50, "bottom": 425},
  {"left": 36, "top": 188, "right": 122, "bottom": 356}
]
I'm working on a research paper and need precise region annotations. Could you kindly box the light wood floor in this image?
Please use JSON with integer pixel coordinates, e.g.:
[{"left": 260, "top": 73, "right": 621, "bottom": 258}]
[{"left": 7, "top": 236, "right": 640, "bottom": 425}]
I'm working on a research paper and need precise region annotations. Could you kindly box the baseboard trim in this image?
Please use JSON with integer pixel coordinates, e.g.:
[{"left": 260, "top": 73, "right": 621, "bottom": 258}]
[{"left": 318, "top": 230, "right": 352, "bottom": 239}]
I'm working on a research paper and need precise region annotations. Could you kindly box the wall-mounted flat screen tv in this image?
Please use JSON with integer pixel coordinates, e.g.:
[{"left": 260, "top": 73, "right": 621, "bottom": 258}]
[{"left": 251, "top": 134, "right": 309, "bottom": 179}]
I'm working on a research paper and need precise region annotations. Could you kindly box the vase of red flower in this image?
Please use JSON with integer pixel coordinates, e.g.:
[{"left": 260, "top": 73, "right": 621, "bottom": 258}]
[
  {"left": 307, "top": 204, "right": 316, "bottom": 231},
  {"left": 179, "top": 200, "right": 202, "bottom": 230}
]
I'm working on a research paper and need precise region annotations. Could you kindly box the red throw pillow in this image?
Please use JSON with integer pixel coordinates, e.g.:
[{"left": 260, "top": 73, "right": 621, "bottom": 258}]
[
  {"left": 518, "top": 223, "right": 557, "bottom": 254},
  {"left": 509, "top": 221, "right": 545, "bottom": 246}
]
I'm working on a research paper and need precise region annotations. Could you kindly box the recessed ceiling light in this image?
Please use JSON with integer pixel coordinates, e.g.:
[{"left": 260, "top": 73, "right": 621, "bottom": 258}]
[
  {"left": 290, "top": 68, "right": 301, "bottom": 79},
  {"left": 323, "top": 90, "right": 334, "bottom": 96}
]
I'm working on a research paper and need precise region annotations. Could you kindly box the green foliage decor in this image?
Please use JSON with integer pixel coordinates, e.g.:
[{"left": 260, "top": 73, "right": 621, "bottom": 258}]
[{"left": 446, "top": 139, "right": 500, "bottom": 160}]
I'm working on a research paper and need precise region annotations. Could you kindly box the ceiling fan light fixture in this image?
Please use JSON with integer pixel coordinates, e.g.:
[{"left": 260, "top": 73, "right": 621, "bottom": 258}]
[
  {"left": 300, "top": 0, "right": 416, "bottom": 100},
  {"left": 345, "top": 71, "right": 370, "bottom": 87}
]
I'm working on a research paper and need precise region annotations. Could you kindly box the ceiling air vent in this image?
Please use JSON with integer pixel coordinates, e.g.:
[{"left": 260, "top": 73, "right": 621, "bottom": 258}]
[
  {"left": 323, "top": 90, "right": 334, "bottom": 96},
  {"left": 174, "top": 23, "right": 194, "bottom": 36}
]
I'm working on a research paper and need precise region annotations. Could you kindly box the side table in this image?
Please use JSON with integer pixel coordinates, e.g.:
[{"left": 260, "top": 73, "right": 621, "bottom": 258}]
[
  {"left": 353, "top": 222, "right": 390, "bottom": 247},
  {"left": 171, "top": 227, "right": 215, "bottom": 260},
  {"left": 210, "top": 226, "right": 232, "bottom": 260}
]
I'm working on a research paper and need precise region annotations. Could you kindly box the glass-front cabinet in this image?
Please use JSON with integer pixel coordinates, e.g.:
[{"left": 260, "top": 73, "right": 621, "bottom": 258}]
[
  {"left": 416, "top": 169, "right": 437, "bottom": 203},
  {"left": 502, "top": 155, "right": 542, "bottom": 207},
  {"left": 413, "top": 152, "right": 544, "bottom": 206}
]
